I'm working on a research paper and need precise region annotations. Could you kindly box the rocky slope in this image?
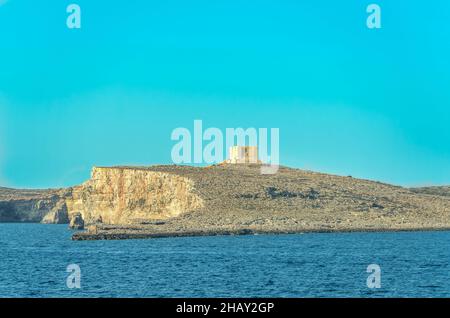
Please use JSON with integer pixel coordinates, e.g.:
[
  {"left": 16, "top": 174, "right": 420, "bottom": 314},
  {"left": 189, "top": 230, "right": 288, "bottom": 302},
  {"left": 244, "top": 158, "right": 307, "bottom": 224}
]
[
  {"left": 1, "top": 164, "right": 450, "bottom": 239},
  {"left": 410, "top": 186, "right": 450, "bottom": 197}
]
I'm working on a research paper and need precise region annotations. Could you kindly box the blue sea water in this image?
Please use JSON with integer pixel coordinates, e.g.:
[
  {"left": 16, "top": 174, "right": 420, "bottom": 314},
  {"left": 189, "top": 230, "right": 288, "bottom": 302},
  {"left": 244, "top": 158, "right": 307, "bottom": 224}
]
[{"left": 0, "top": 223, "right": 449, "bottom": 297}]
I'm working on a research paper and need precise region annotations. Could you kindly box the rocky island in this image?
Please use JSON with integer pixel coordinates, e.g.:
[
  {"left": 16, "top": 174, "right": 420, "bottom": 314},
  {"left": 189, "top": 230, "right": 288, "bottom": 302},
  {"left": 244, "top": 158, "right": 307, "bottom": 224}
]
[{"left": 1, "top": 163, "right": 450, "bottom": 240}]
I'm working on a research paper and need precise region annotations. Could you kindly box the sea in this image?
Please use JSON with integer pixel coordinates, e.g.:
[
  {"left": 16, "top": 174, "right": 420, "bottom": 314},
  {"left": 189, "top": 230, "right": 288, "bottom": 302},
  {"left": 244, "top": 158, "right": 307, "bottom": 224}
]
[{"left": 0, "top": 223, "right": 449, "bottom": 297}]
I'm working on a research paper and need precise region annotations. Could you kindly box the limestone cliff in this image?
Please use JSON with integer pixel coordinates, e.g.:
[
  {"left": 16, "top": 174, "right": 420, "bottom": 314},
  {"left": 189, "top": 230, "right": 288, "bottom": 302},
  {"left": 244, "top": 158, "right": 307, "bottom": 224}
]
[
  {"left": 0, "top": 187, "right": 69, "bottom": 223},
  {"left": 65, "top": 167, "right": 204, "bottom": 225}
]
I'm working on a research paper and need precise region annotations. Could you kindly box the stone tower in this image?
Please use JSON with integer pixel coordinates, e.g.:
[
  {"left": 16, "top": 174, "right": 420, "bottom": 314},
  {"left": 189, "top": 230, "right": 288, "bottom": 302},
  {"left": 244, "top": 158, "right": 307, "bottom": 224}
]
[{"left": 228, "top": 146, "right": 259, "bottom": 164}]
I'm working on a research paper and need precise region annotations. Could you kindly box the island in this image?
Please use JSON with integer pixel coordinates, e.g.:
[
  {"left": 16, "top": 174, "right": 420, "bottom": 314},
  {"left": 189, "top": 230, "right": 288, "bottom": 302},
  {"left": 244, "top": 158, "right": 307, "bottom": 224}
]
[{"left": 1, "top": 162, "right": 450, "bottom": 240}]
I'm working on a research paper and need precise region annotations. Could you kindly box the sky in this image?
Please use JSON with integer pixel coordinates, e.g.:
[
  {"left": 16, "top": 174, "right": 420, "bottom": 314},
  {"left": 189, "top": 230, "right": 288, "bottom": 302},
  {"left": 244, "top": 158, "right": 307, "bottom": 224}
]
[{"left": 0, "top": 0, "right": 449, "bottom": 188}]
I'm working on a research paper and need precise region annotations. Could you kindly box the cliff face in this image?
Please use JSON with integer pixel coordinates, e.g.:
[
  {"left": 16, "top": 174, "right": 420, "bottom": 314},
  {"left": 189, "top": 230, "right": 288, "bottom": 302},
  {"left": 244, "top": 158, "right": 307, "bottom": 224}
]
[
  {"left": 0, "top": 167, "right": 204, "bottom": 225},
  {"left": 65, "top": 167, "right": 204, "bottom": 225},
  {"left": 0, "top": 187, "right": 69, "bottom": 223}
]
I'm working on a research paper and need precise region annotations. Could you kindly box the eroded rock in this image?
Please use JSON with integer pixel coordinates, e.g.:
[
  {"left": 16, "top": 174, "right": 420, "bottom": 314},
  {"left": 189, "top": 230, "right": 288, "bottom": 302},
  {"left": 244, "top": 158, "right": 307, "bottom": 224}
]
[
  {"left": 65, "top": 167, "right": 204, "bottom": 225},
  {"left": 69, "top": 213, "right": 84, "bottom": 230}
]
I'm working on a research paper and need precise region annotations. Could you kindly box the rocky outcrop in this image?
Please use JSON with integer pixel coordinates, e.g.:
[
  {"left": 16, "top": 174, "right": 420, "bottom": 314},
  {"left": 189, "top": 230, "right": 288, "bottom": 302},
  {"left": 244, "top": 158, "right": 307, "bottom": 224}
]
[
  {"left": 0, "top": 167, "right": 204, "bottom": 225},
  {"left": 69, "top": 212, "right": 84, "bottom": 230},
  {"left": 0, "top": 187, "right": 68, "bottom": 223},
  {"left": 41, "top": 200, "right": 70, "bottom": 224},
  {"left": 65, "top": 167, "right": 204, "bottom": 225}
]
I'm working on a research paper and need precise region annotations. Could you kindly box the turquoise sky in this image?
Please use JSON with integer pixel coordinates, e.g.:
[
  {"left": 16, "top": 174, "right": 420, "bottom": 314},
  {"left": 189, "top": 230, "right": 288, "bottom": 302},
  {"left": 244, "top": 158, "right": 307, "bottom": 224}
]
[{"left": 1, "top": 0, "right": 449, "bottom": 188}]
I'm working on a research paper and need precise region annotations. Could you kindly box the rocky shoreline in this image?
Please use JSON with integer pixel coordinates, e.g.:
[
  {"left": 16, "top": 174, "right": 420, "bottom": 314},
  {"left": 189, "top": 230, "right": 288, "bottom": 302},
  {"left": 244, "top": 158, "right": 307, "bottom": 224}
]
[{"left": 72, "top": 226, "right": 450, "bottom": 241}]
